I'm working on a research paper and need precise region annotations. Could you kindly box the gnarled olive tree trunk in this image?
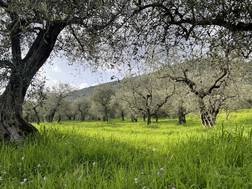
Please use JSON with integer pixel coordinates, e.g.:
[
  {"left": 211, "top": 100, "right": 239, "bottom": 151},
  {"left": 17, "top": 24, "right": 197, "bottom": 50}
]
[
  {"left": 0, "top": 72, "right": 38, "bottom": 141},
  {"left": 0, "top": 22, "right": 64, "bottom": 141},
  {"left": 198, "top": 98, "right": 217, "bottom": 127}
]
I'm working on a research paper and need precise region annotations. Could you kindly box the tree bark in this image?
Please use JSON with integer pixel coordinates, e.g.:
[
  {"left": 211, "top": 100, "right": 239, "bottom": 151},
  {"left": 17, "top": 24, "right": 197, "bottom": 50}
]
[
  {"left": 178, "top": 114, "right": 186, "bottom": 124},
  {"left": 0, "top": 22, "right": 65, "bottom": 141},
  {"left": 142, "top": 113, "right": 146, "bottom": 122},
  {"left": 146, "top": 109, "right": 151, "bottom": 125},
  {"left": 104, "top": 107, "right": 109, "bottom": 122},
  {"left": 198, "top": 98, "right": 215, "bottom": 127},
  {"left": 155, "top": 114, "right": 158, "bottom": 123},
  {"left": 0, "top": 73, "right": 38, "bottom": 141},
  {"left": 121, "top": 111, "right": 125, "bottom": 121},
  {"left": 57, "top": 114, "right": 62, "bottom": 123},
  {"left": 177, "top": 106, "right": 186, "bottom": 125}
]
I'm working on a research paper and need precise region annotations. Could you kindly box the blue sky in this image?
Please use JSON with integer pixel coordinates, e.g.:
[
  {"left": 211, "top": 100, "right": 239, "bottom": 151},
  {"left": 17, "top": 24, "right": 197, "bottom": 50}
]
[{"left": 41, "top": 56, "right": 123, "bottom": 89}]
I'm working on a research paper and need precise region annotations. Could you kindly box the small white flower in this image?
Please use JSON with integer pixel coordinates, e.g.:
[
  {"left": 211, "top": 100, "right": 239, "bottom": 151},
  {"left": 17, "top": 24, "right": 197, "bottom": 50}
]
[
  {"left": 134, "top": 177, "right": 139, "bottom": 184},
  {"left": 0, "top": 176, "right": 3, "bottom": 181},
  {"left": 92, "top": 162, "right": 96, "bottom": 166},
  {"left": 21, "top": 156, "right": 25, "bottom": 161},
  {"left": 37, "top": 164, "right": 41, "bottom": 168},
  {"left": 43, "top": 176, "right": 46, "bottom": 180},
  {"left": 160, "top": 167, "right": 164, "bottom": 171},
  {"left": 20, "top": 178, "right": 28, "bottom": 185},
  {"left": 171, "top": 187, "right": 176, "bottom": 189}
]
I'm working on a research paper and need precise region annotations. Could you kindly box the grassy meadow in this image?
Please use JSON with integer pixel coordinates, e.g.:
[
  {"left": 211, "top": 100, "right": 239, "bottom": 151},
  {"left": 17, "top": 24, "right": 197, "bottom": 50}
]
[{"left": 0, "top": 109, "right": 252, "bottom": 189}]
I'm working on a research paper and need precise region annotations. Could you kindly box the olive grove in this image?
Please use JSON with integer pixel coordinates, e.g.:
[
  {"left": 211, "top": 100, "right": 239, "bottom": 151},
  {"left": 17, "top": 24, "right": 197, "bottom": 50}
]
[{"left": 1, "top": 0, "right": 252, "bottom": 141}]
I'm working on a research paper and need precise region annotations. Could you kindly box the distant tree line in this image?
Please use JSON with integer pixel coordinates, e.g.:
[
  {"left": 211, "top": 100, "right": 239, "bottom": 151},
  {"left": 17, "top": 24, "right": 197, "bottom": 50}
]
[{"left": 23, "top": 56, "right": 252, "bottom": 127}]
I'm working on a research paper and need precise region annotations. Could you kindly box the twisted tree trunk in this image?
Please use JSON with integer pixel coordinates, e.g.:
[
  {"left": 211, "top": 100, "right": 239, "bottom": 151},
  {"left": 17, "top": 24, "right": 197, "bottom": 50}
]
[
  {"left": 0, "top": 22, "right": 65, "bottom": 141},
  {"left": 0, "top": 73, "right": 38, "bottom": 141},
  {"left": 198, "top": 98, "right": 216, "bottom": 127}
]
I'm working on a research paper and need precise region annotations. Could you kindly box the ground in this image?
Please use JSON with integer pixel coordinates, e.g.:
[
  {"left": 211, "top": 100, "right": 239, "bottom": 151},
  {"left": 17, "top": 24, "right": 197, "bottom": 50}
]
[{"left": 0, "top": 109, "right": 252, "bottom": 189}]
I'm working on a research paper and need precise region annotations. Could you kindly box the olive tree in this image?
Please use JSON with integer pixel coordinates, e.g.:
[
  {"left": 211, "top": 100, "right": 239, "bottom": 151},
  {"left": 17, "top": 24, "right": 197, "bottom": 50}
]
[
  {"left": 92, "top": 87, "right": 115, "bottom": 122},
  {"left": 122, "top": 74, "right": 174, "bottom": 125},
  {"left": 45, "top": 83, "right": 72, "bottom": 122},
  {"left": 169, "top": 88, "right": 196, "bottom": 125},
  {"left": 0, "top": 0, "right": 128, "bottom": 141},
  {"left": 75, "top": 97, "right": 91, "bottom": 121},
  {"left": 161, "top": 54, "right": 248, "bottom": 127}
]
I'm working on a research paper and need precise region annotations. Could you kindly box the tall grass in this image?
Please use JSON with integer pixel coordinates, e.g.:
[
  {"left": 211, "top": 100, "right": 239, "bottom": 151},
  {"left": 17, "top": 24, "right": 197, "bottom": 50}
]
[{"left": 0, "top": 110, "right": 251, "bottom": 188}]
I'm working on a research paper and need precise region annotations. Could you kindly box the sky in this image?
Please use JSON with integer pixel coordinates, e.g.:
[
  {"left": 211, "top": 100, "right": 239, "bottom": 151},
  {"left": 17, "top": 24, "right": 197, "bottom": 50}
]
[{"left": 41, "top": 56, "right": 123, "bottom": 90}]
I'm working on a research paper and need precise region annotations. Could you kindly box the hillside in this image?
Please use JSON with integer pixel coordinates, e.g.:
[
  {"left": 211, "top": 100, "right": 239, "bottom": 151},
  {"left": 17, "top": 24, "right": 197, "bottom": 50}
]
[{"left": 67, "top": 80, "right": 120, "bottom": 100}]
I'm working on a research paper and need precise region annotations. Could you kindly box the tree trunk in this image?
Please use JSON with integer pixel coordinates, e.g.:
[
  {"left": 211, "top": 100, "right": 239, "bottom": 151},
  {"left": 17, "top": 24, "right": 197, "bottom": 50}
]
[
  {"left": 198, "top": 98, "right": 215, "bottom": 127},
  {"left": 178, "top": 114, "right": 186, "bottom": 124},
  {"left": 121, "top": 111, "right": 125, "bottom": 121},
  {"left": 66, "top": 114, "right": 72, "bottom": 120},
  {"left": 131, "top": 114, "right": 137, "bottom": 122},
  {"left": 155, "top": 114, "right": 158, "bottom": 123},
  {"left": 143, "top": 113, "right": 146, "bottom": 122},
  {"left": 32, "top": 107, "right": 40, "bottom": 125},
  {"left": 0, "top": 22, "right": 65, "bottom": 141},
  {"left": 80, "top": 111, "right": 86, "bottom": 121},
  {"left": 146, "top": 109, "right": 151, "bottom": 125},
  {"left": 57, "top": 114, "right": 62, "bottom": 123},
  {"left": 104, "top": 108, "right": 109, "bottom": 122},
  {"left": 177, "top": 106, "right": 186, "bottom": 125},
  {"left": 47, "top": 109, "right": 57, "bottom": 122},
  {"left": 0, "top": 75, "right": 38, "bottom": 141}
]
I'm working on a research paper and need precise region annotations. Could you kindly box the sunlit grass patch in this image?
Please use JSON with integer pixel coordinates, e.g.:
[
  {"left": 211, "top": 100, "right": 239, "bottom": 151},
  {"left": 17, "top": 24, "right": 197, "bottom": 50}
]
[{"left": 0, "top": 109, "right": 251, "bottom": 188}]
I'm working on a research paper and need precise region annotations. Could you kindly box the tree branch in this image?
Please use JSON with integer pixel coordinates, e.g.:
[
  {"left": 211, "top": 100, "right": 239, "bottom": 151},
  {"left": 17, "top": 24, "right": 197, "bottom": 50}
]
[
  {"left": 161, "top": 70, "right": 198, "bottom": 95},
  {"left": 69, "top": 25, "right": 86, "bottom": 53},
  {"left": 207, "top": 68, "right": 229, "bottom": 95},
  {"left": 153, "top": 84, "right": 175, "bottom": 114},
  {"left": 136, "top": 3, "right": 252, "bottom": 32},
  {"left": 0, "top": 59, "right": 15, "bottom": 69},
  {"left": 0, "top": 0, "right": 7, "bottom": 8}
]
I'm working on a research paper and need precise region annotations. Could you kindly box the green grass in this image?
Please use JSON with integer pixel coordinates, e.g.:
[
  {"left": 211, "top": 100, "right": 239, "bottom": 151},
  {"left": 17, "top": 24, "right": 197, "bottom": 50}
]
[{"left": 0, "top": 110, "right": 252, "bottom": 189}]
